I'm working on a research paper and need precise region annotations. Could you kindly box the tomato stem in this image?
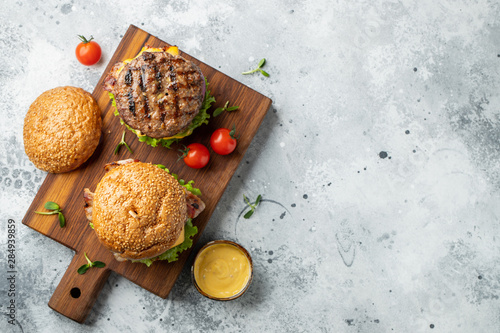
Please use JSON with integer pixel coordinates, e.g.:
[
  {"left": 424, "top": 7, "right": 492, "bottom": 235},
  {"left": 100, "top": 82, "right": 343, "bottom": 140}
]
[
  {"left": 229, "top": 123, "right": 239, "bottom": 140},
  {"left": 177, "top": 145, "right": 190, "bottom": 161},
  {"left": 78, "top": 35, "right": 94, "bottom": 44}
]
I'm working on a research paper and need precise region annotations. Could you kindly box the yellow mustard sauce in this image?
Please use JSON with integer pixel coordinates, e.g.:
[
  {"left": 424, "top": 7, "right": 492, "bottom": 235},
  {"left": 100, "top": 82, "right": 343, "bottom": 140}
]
[{"left": 194, "top": 243, "right": 251, "bottom": 299}]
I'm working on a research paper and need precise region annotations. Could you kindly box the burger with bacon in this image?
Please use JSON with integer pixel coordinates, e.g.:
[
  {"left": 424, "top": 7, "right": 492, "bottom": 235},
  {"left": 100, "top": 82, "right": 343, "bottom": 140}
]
[{"left": 84, "top": 159, "right": 205, "bottom": 266}]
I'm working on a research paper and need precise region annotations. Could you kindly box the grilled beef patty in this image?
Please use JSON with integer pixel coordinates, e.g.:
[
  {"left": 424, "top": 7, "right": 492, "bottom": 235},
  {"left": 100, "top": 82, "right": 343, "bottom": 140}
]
[{"left": 104, "top": 50, "right": 205, "bottom": 138}]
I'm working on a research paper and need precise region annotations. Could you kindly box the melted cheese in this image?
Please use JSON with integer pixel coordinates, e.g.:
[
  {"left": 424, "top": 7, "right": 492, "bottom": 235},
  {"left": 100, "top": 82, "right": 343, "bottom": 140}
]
[{"left": 171, "top": 224, "right": 185, "bottom": 248}]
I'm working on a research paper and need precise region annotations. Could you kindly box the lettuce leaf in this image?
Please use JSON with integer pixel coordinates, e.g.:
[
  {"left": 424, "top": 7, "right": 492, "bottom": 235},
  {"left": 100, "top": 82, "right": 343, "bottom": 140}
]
[
  {"left": 157, "top": 218, "right": 198, "bottom": 262},
  {"left": 108, "top": 79, "right": 215, "bottom": 149},
  {"left": 175, "top": 179, "right": 202, "bottom": 197},
  {"left": 132, "top": 219, "right": 198, "bottom": 267},
  {"left": 155, "top": 164, "right": 202, "bottom": 196}
]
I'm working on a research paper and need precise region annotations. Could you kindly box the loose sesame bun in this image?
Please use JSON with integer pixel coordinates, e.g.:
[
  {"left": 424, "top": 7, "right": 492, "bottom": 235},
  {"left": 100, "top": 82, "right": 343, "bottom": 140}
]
[
  {"left": 23, "top": 86, "right": 102, "bottom": 173},
  {"left": 92, "top": 162, "right": 187, "bottom": 260}
]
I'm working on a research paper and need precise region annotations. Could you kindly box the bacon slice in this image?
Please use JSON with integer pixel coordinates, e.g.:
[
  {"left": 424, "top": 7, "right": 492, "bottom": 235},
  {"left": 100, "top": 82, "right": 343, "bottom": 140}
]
[
  {"left": 185, "top": 189, "right": 205, "bottom": 219},
  {"left": 104, "top": 158, "right": 139, "bottom": 172},
  {"left": 83, "top": 188, "right": 94, "bottom": 222},
  {"left": 103, "top": 61, "right": 123, "bottom": 92}
]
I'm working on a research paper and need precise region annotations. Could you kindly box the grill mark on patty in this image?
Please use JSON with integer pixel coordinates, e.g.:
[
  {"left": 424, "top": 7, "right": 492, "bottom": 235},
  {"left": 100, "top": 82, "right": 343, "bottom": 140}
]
[
  {"left": 139, "top": 66, "right": 147, "bottom": 92},
  {"left": 124, "top": 69, "right": 133, "bottom": 86},
  {"left": 127, "top": 90, "right": 136, "bottom": 116},
  {"left": 170, "top": 69, "right": 200, "bottom": 91},
  {"left": 167, "top": 61, "right": 180, "bottom": 119},
  {"left": 153, "top": 64, "right": 166, "bottom": 117},
  {"left": 168, "top": 65, "right": 178, "bottom": 92},
  {"left": 155, "top": 64, "right": 167, "bottom": 118},
  {"left": 123, "top": 68, "right": 137, "bottom": 116},
  {"left": 155, "top": 68, "right": 162, "bottom": 92},
  {"left": 140, "top": 65, "right": 150, "bottom": 117}
]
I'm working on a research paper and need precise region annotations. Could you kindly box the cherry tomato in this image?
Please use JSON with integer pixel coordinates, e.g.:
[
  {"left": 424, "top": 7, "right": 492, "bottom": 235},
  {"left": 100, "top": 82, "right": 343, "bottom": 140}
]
[
  {"left": 210, "top": 127, "right": 237, "bottom": 155},
  {"left": 75, "top": 35, "right": 102, "bottom": 66},
  {"left": 181, "top": 143, "right": 210, "bottom": 169}
]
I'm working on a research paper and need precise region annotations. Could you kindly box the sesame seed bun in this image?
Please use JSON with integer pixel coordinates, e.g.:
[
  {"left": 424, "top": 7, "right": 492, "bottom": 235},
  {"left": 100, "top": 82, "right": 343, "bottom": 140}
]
[
  {"left": 92, "top": 162, "right": 187, "bottom": 260},
  {"left": 23, "top": 86, "right": 102, "bottom": 173}
]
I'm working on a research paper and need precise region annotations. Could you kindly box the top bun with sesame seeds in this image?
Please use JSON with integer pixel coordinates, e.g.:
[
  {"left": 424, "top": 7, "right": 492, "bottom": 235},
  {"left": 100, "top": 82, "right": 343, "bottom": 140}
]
[
  {"left": 91, "top": 161, "right": 188, "bottom": 261},
  {"left": 23, "top": 86, "right": 102, "bottom": 173}
]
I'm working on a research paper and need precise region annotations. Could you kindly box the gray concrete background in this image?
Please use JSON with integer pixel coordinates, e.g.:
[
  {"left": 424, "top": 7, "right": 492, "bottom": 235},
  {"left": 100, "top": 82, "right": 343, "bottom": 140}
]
[{"left": 1, "top": 0, "right": 500, "bottom": 332}]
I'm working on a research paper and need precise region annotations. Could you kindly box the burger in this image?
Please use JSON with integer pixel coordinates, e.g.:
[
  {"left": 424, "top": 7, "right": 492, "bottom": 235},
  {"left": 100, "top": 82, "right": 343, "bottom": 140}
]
[
  {"left": 103, "top": 45, "right": 215, "bottom": 148},
  {"left": 23, "top": 86, "right": 102, "bottom": 173},
  {"left": 83, "top": 159, "right": 205, "bottom": 266}
]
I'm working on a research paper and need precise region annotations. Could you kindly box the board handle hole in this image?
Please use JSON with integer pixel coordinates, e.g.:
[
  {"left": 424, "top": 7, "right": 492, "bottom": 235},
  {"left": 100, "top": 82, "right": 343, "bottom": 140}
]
[{"left": 70, "top": 287, "right": 81, "bottom": 299}]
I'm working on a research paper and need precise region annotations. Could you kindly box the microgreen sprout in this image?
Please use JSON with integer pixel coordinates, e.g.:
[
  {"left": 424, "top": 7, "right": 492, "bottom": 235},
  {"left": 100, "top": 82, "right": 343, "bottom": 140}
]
[
  {"left": 114, "top": 130, "right": 133, "bottom": 155},
  {"left": 243, "top": 194, "right": 262, "bottom": 219},
  {"left": 242, "top": 58, "right": 269, "bottom": 77},
  {"left": 35, "top": 201, "right": 66, "bottom": 228},
  {"left": 77, "top": 252, "right": 106, "bottom": 275},
  {"left": 213, "top": 101, "right": 239, "bottom": 117}
]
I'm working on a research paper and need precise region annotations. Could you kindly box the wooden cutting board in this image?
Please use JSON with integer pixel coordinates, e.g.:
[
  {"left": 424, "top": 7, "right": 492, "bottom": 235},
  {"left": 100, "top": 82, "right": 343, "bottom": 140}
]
[{"left": 21, "top": 25, "right": 272, "bottom": 323}]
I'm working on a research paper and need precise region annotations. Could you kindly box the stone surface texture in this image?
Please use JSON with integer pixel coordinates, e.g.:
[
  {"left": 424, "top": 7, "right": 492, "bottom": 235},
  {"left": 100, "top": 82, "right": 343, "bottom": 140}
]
[{"left": 1, "top": 1, "right": 500, "bottom": 332}]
